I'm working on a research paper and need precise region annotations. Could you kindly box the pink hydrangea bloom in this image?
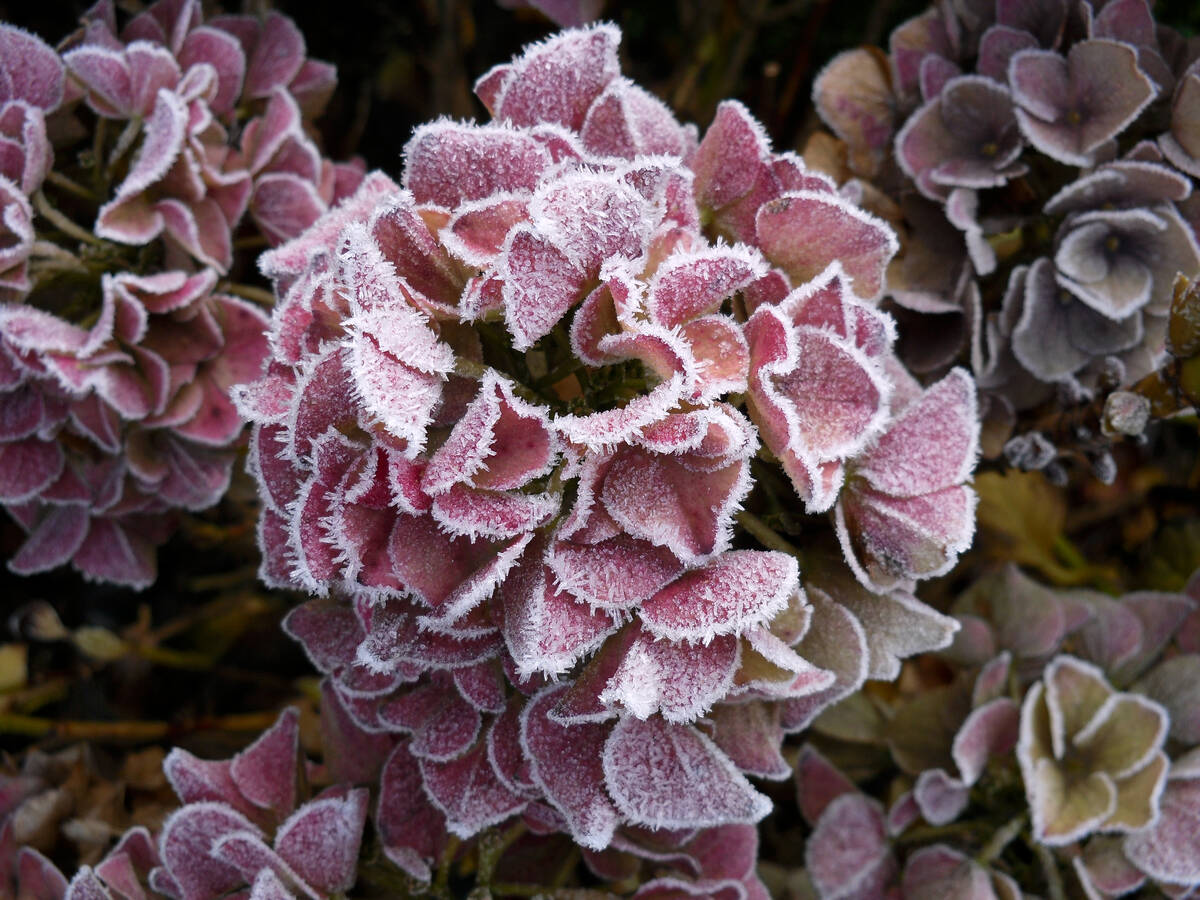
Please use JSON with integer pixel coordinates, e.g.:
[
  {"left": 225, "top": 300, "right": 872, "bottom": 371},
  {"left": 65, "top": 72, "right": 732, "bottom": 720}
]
[
  {"left": 236, "top": 22, "right": 979, "bottom": 877},
  {"left": 1, "top": 0, "right": 360, "bottom": 586},
  {"left": 0, "top": 24, "right": 63, "bottom": 300}
]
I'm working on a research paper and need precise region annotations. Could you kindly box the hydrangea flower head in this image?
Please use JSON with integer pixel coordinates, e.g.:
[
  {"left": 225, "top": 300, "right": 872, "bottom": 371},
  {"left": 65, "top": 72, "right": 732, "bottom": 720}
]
[
  {"left": 0, "top": 0, "right": 361, "bottom": 586},
  {"left": 812, "top": 0, "right": 1200, "bottom": 471},
  {"left": 237, "top": 23, "right": 980, "bottom": 879}
]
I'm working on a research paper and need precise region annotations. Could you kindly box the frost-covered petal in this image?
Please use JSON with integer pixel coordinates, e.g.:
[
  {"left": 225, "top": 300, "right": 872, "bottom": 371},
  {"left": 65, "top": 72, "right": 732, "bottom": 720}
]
[
  {"left": 273, "top": 790, "right": 368, "bottom": 895},
  {"left": 521, "top": 685, "right": 620, "bottom": 849},
  {"left": 639, "top": 550, "right": 798, "bottom": 643},
  {"left": 603, "top": 716, "right": 771, "bottom": 829},
  {"left": 599, "top": 628, "right": 740, "bottom": 723},
  {"left": 805, "top": 793, "right": 894, "bottom": 900},
  {"left": 230, "top": 708, "right": 299, "bottom": 817},
  {"left": 854, "top": 368, "right": 978, "bottom": 498},
  {"left": 420, "top": 740, "right": 526, "bottom": 839},
  {"left": 1009, "top": 42, "right": 1157, "bottom": 166},
  {"left": 490, "top": 24, "right": 621, "bottom": 130},
  {"left": 755, "top": 191, "right": 897, "bottom": 300}
]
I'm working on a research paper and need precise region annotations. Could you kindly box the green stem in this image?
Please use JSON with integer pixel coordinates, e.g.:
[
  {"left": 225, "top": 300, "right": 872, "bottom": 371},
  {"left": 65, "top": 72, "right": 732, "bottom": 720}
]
[
  {"left": 976, "top": 811, "right": 1028, "bottom": 865},
  {"left": 219, "top": 282, "right": 277, "bottom": 307},
  {"left": 736, "top": 510, "right": 804, "bottom": 560},
  {"left": 1033, "top": 842, "right": 1066, "bottom": 900},
  {"left": 893, "top": 821, "right": 982, "bottom": 846},
  {"left": 45, "top": 170, "right": 97, "bottom": 202},
  {"left": 106, "top": 116, "right": 143, "bottom": 179},
  {"left": 33, "top": 191, "right": 107, "bottom": 247},
  {"left": 434, "top": 835, "right": 460, "bottom": 896}
]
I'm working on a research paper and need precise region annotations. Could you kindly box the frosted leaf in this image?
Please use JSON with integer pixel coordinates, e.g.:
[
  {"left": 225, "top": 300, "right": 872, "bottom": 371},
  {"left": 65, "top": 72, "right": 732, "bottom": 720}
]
[
  {"left": 209, "top": 831, "right": 301, "bottom": 894},
  {"left": 490, "top": 24, "right": 621, "bottom": 130},
  {"left": 365, "top": 198, "right": 467, "bottom": 317},
  {"left": 1133, "top": 656, "right": 1200, "bottom": 744},
  {"left": 63, "top": 869, "right": 110, "bottom": 900},
  {"left": 287, "top": 432, "right": 358, "bottom": 591},
  {"left": 7, "top": 504, "right": 90, "bottom": 577},
  {"left": 380, "top": 677, "right": 481, "bottom": 762},
  {"left": 639, "top": 550, "right": 798, "bottom": 643},
  {"left": 1123, "top": 778, "right": 1200, "bottom": 885},
  {"left": 420, "top": 740, "right": 527, "bottom": 838},
  {"left": 836, "top": 483, "right": 978, "bottom": 592},
  {"left": 631, "top": 877, "right": 745, "bottom": 900},
  {"left": 96, "top": 89, "right": 188, "bottom": 240},
  {"left": 681, "top": 316, "right": 751, "bottom": 401},
  {"left": 812, "top": 49, "right": 896, "bottom": 177},
  {"left": 755, "top": 191, "right": 898, "bottom": 300},
  {"left": 452, "top": 661, "right": 507, "bottom": 714},
  {"left": 500, "top": 547, "right": 617, "bottom": 677},
  {"left": 282, "top": 599, "right": 362, "bottom": 676},
  {"left": 402, "top": 121, "right": 550, "bottom": 209},
  {"left": 549, "top": 627, "right": 639, "bottom": 725},
  {"left": 157, "top": 803, "right": 261, "bottom": 900},
  {"left": 913, "top": 769, "right": 970, "bottom": 825},
  {"left": 488, "top": 696, "right": 539, "bottom": 796},
  {"left": 778, "top": 588, "right": 867, "bottom": 733},
  {"left": 15, "top": 847, "right": 69, "bottom": 900},
  {"left": 549, "top": 526, "right": 686, "bottom": 612},
  {"left": 601, "top": 444, "right": 749, "bottom": 566},
  {"left": 603, "top": 716, "right": 772, "bottom": 829},
  {"left": 520, "top": 685, "right": 620, "bottom": 849},
  {"left": 230, "top": 708, "right": 299, "bottom": 817},
  {"left": 1072, "top": 837, "right": 1146, "bottom": 899},
  {"left": 854, "top": 368, "right": 978, "bottom": 497},
  {"left": 706, "top": 703, "right": 790, "bottom": 781},
  {"left": 442, "top": 193, "right": 531, "bottom": 267},
  {"left": 886, "top": 792, "right": 921, "bottom": 837},
  {"left": 250, "top": 174, "right": 325, "bottom": 247},
  {"left": 647, "top": 246, "right": 767, "bottom": 329},
  {"left": 730, "top": 626, "right": 832, "bottom": 702},
  {"left": 422, "top": 372, "right": 556, "bottom": 494},
  {"left": 579, "top": 78, "right": 693, "bottom": 160},
  {"left": 0, "top": 25, "right": 65, "bottom": 111},
  {"left": 247, "top": 869, "right": 295, "bottom": 900},
  {"left": 318, "top": 681, "right": 394, "bottom": 784},
  {"left": 832, "top": 583, "right": 958, "bottom": 681},
  {"left": 430, "top": 485, "right": 558, "bottom": 540},
  {"left": 691, "top": 101, "right": 771, "bottom": 212},
  {"left": 805, "top": 793, "right": 894, "bottom": 900},
  {"left": 273, "top": 790, "right": 368, "bottom": 895},
  {"left": 260, "top": 173, "right": 401, "bottom": 281},
  {"left": 598, "top": 628, "right": 740, "bottom": 723},
  {"left": 776, "top": 322, "right": 889, "bottom": 461},
  {"left": 377, "top": 741, "right": 447, "bottom": 883},
  {"left": 163, "top": 749, "right": 248, "bottom": 815},
  {"left": 901, "top": 845, "right": 995, "bottom": 900},
  {"left": 501, "top": 226, "right": 586, "bottom": 350},
  {"left": 553, "top": 374, "right": 688, "bottom": 450}
]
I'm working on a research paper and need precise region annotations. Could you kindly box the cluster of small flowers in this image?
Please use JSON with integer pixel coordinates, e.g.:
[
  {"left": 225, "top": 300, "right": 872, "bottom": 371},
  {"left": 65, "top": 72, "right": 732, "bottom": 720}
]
[
  {"left": 0, "top": 0, "right": 362, "bottom": 587},
  {"left": 795, "top": 564, "right": 1200, "bottom": 899},
  {"left": 224, "top": 23, "right": 980, "bottom": 888},
  {"left": 813, "top": 0, "right": 1200, "bottom": 469}
]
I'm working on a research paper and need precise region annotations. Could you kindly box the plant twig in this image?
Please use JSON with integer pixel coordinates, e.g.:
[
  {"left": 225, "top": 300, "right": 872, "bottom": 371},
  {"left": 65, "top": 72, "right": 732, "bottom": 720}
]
[
  {"left": 1033, "top": 842, "right": 1066, "bottom": 900},
  {"left": 45, "top": 170, "right": 97, "bottom": 202},
  {"left": 977, "top": 811, "right": 1028, "bottom": 865},
  {"left": 219, "top": 281, "right": 277, "bottom": 306},
  {"left": 33, "top": 191, "right": 106, "bottom": 247},
  {"left": 736, "top": 510, "right": 804, "bottom": 559}
]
